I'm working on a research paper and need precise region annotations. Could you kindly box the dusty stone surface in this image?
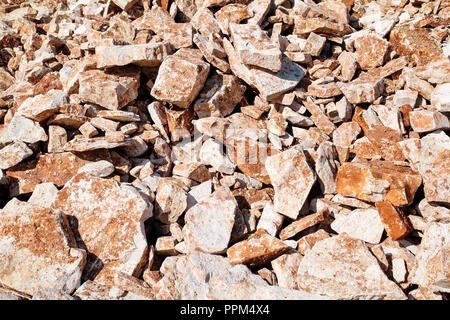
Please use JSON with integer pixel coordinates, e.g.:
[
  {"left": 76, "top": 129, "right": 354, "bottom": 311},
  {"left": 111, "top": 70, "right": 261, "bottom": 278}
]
[
  {"left": 0, "top": 0, "right": 448, "bottom": 301},
  {"left": 52, "top": 173, "right": 152, "bottom": 285},
  {"left": 265, "top": 149, "right": 316, "bottom": 220},
  {"left": 0, "top": 199, "right": 86, "bottom": 296},
  {"left": 297, "top": 234, "right": 407, "bottom": 300}
]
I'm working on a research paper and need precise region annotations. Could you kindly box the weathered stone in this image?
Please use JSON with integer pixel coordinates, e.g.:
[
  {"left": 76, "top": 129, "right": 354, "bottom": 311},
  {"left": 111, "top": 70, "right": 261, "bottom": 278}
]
[
  {"left": 97, "top": 110, "right": 140, "bottom": 122},
  {"left": 78, "top": 66, "right": 140, "bottom": 110},
  {"left": 96, "top": 43, "right": 172, "bottom": 68},
  {"left": 333, "top": 121, "right": 361, "bottom": 147},
  {"left": 303, "top": 32, "right": 326, "bottom": 57},
  {"left": 256, "top": 203, "right": 285, "bottom": 237},
  {"left": 336, "top": 160, "right": 422, "bottom": 206},
  {"left": 338, "top": 50, "right": 357, "bottom": 81},
  {"left": 297, "top": 229, "right": 331, "bottom": 255},
  {"left": 112, "top": 0, "right": 138, "bottom": 10},
  {"left": 297, "top": 234, "right": 406, "bottom": 300},
  {"left": 409, "top": 110, "right": 450, "bottom": 133},
  {"left": 47, "top": 125, "right": 67, "bottom": 153},
  {"left": 200, "top": 138, "right": 235, "bottom": 174},
  {"left": 431, "top": 83, "right": 450, "bottom": 112},
  {"left": 155, "top": 178, "right": 188, "bottom": 224},
  {"left": 0, "top": 199, "right": 86, "bottom": 296},
  {"left": 53, "top": 173, "right": 152, "bottom": 285},
  {"left": 183, "top": 186, "right": 237, "bottom": 254},
  {"left": 153, "top": 251, "right": 329, "bottom": 299},
  {"left": 194, "top": 72, "right": 246, "bottom": 118},
  {"left": 73, "top": 280, "right": 150, "bottom": 300},
  {"left": 414, "top": 58, "right": 450, "bottom": 84},
  {"left": 190, "top": 7, "right": 221, "bottom": 37},
  {"left": 352, "top": 32, "right": 390, "bottom": 70},
  {"left": 400, "top": 131, "right": 450, "bottom": 204},
  {"left": 78, "top": 160, "right": 115, "bottom": 178},
  {"left": 393, "top": 90, "right": 418, "bottom": 108},
  {"left": 173, "top": 163, "right": 210, "bottom": 182},
  {"left": 331, "top": 208, "right": 384, "bottom": 244},
  {"left": 279, "top": 209, "right": 330, "bottom": 240},
  {"left": 0, "top": 114, "right": 47, "bottom": 146},
  {"left": 151, "top": 48, "right": 210, "bottom": 108},
  {"left": 227, "top": 229, "right": 289, "bottom": 267},
  {"left": 308, "top": 82, "right": 342, "bottom": 98},
  {"left": 193, "top": 33, "right": 230, "bottom": 73},
  {"left": 339, "top": 77, "right": 384, "bottom": 104},
  {"left": 271, "top": 251, "right": 303, "bottom": 290},
  {"left": 390, "top": 25, "right": 444, "bottom": 66},
  {"left": 216, "top": 5, "right": 253, "bottom": 35},
  {"left": 0, "top": 142, "right": 33, "bottom": 170},
  {"left": 315, "top": 141, "right": 338, "bottom": 194},
  {"left": 229, "top": 23, "right": 282, "bottom": 72},
  {"left": 28, "top": 183, "right": 58, "bottom": 208},
  {"left": 17, "top": 89, "right": 66, "bottom": 122},
  {"left": 63, "top": 136, "right": 133, "bottom": 152},
  {"left": 265, "top": 148, "right": 316, "bottom": 219},
  {"left": 411, "top": 221, "right": 449, "bottom": 291}
]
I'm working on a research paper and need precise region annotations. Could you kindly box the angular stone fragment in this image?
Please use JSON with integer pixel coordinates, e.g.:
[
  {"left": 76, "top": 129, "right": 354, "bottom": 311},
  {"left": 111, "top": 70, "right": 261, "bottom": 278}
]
[
  {"left": 183, "top": 186, "right": 237, "bottom": 254},
  {"left": 339, "top": 77, "right": 384, "bottom": 104},
  {"left": 216, "top": 4, "right": 253, "bottom": 35},
  {"left": 336, "top": 160, "right": 422, "bottom": 206},
  {"left": 190, "top": 7, "right": 221, "bottom": 37},
  {"left": 338, "top": 51, "right": 357, "bottom": 81},
  {"left": 53, "top": 173, "right": 152, "bottom": 285},
  {"left": 78, "top": 66, "right": 140, "bottom": 110},
  {"left": 409, "top": 110, "right": 450, "bottom": 133},
  {"left": 297, "top": 234, "right": 406, "bottom": 300},
  {"left": 48, "top": 125, "right": 67, "bottom": 153},
  {"left": 271, "top": 251, "right": 303, "bottom": 290},
  {"left": 151, "top": 49, "right": 210, "bottom": 108},
  {"left": 97, "top": 110, "right": 140, "bottom": 122},
  {"left": 28, "top": 183, "right": 58, "bottom": 208},
  {"left": 154, "top": 251, "right": 329, "bottom": 299},
  {"left": 375, "top": 201, "right": 413, "bottom": 241},
  {"left": 227, "top": 229, "right": 289, "bottom": 267},
  {"left": 431, "top": 83, "right": 450, "bottom": 112},
  {"left": 193, "top": 33, "right": 230, "bottom": 73},
  {"left": 155, "top": 178, "right": 188, "bottom": 224},
  {"left": 399, "top": 131, "right": 450, "bottom": 204},
  {"left": 390, "top": 25, "right": 444, "bottom": 66},
  {"left": 200, "top": 138, "right": 235, "bottom": 174},
  {"left": 414, "top": 58, "right": 450, "bottom": 85},
  {"left": 0, "top": 142, "right": 33, "bottom": 170},
  {"left": 73, "top": 280, "right": 150, "bottom": 300},
  {"left": 96, "top": 43, "right": 172, "bottom": 68},
  {"left": 78, "top": 160, "right": 115, "bottom": 178},
  {"left": 303, "top": 32, "right": 326, "bottom": 57},
  {"left": 265, "top": 148, "right": 316, "bottom": 219},
  {"left": 194, "top": 72, "right": 246, "bottom": 118},
  {"left": 352, "top": 32, "right": 390, "bottom": 70},
  {"left": 224, "top": 39, "right": 305, "bottom": 100},
  {"left": 0, "top": 114, "right": 47, "bottom": 146},
  {"left": 17, "top": 89, "right": 66, "bottom": 122},
  {"left": 331, "top": 208, "right": 384, "bottom": 244},
  {"left": 5, "top": 151, "right": 110, "bottom": 196},
  {"left": 315, "top": 141, "right": 338, "bottom": 194},
  {"left": 279, "top": 209, "right": 330, "bottom": 240},
  {"left": 256, "top": 203, "right": 285, "bottom": 237},
  {"left": 411, "top": 221, "right": 450, "bottom": 290},
  {"left": 64, "top": 136, "right": 133, "bottom": 152},
  {"left": 229, "top": 23, "right": 282, "bottom": 72},
  {"left": 0, "top": 199, "right": 86, "bottom": 296},
  {"left": 297, "top": 229, "right": 330, "bottom": 255},
  {"left": 173, "top": 163, "right": 210, "bottom": 182},
  {"left": 112, "top": 0, "right": 138, "bottom": 10}
]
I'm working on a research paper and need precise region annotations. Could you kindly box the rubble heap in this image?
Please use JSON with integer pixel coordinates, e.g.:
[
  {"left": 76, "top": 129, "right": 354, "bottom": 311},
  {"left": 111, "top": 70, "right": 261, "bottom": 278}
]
[{"left": 0, "top": 0, "right": 449, "bottom": 300}]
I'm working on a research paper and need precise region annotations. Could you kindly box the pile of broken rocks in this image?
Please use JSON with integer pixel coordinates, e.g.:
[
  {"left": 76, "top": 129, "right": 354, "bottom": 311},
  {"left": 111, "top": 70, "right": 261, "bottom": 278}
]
[{"left": 0, "top": 0, "right": 449, "bottom": 301}]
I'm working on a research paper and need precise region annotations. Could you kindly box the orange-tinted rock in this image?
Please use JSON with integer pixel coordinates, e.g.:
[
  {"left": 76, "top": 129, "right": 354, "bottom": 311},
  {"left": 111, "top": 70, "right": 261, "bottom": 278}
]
[
  {"left": 0, "top": 199, "right": 86, "bottom": 296},
  {"left": 390, "top": 26, "right": 444, "bottom": 66},
  {"left": 232, "top": 187, "right": 274, "bottom": 209},
  {"left": 279, "top": 209, "right": 330, "bottom": 240},
  {"left": 375, "top": 201, "right": 413, "bottom": 240},
  {"left": 353, "top": 32, "right": 390, "bottom": 70},
  {"left": 336, "top": 160, "right": 422, "bottom": 206},
  {"left": 52, "top": 172, "right": 152, "bottom": 285},
  {"left": 78, "top": 66, "right": 140, "bottom": 110},
  {"left": 166, "top": 108, "right": 195, "bottom": 142},
  {"left": 6, "top": 150, "right": 111, "bottom": 196},
  {"left": 297, "top": 229, "right": 331, "bottom": 255},
  {"left": 227, "top": 229, "right": 289, "bottom": 267},
  {"left": 409, "top": 110, "right": 450, "bottom": 133}
]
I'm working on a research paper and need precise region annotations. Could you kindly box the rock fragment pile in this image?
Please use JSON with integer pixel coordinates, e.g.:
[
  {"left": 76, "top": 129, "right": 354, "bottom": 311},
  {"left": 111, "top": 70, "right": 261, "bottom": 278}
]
[{"left": 0, "top": 0, "right": 449, "bottom": 300}]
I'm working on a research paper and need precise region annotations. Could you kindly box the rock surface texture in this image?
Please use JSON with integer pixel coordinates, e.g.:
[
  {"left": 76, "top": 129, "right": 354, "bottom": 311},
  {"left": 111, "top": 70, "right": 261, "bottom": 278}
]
[{"left": 0, "top": 0, "right": 448, "bottom": 301}]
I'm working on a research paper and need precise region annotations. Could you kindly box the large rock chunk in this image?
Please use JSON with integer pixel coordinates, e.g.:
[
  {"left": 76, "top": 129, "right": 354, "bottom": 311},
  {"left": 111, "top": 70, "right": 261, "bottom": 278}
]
[
  {"left": 52, "top": 173, "right": 152, "bottom": 285},
  {"left": 17, "top": 89, "right": 67, "bottom": 122},
  {"left": 0, "top": 114, "right": 47, "bottom": 146},
  {"left": 411, "top": 221, "right": 449, "bottom": 291},
  {"left": 78, "top": 66, "right": 140, "bottom": 110},
  {"left": 0, "top": 199, "right": 86, "bottom": 296},
  {"left": 96, "top": 43, "right": 172, "bottom": 68},
  {"left": 154, "top": 251, "right": 329, "bottom": 299},
  {"left": 0, "top": 142, "right": 33, "bottom": 170},
  {"left": 399, "top": 131, "right": 450, "bottom": 205},
  {"left": 227, "top": 229, "right": 289, "bottom": 267},
  {"left": 6, "top": 151, "right": 111, "bottom": 196},
  {"left": 151, "top": 48, "right": 210, "bottom": 108},
  {"left": 336, "top": 160, "right": 422, "bottom": 206},
  {"left": 297, "top": 234, "right": 407, "bottom": 300},
  {"left": 265, "top": 149, "right": 316, "bottom": 219},
  {"left": 229, "top": 23, "right": 282, "bottom": 72},
  {"left": 183, "top": 186, "right": 237, "bottom": 254},
  {"left": 375, "top": 201, "right": 413, "bottom": 241}
]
